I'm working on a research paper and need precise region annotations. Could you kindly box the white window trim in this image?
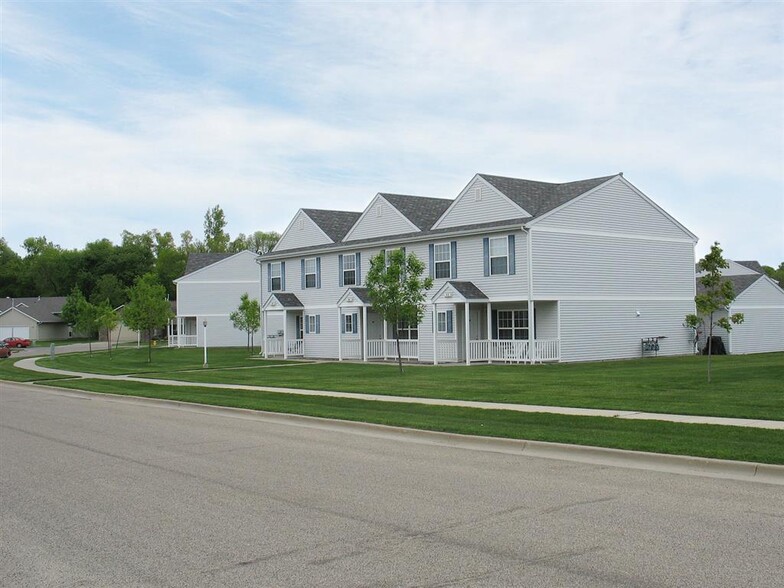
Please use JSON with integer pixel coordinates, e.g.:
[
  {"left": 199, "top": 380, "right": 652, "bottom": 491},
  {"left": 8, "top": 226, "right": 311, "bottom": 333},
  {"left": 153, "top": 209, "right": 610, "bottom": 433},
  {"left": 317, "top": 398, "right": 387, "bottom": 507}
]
[
  {"left": 489, "top": 237, "right": 509, "bottom": 276},
  {"left": 394, "top": 319, "right": 418, "bottom": 341},
  {"left": 343, "top": 313, "right": 354, "bottom": 335},
  {"left": 436, "top": 311, "right": 448, "bottom": 334},
  {"left": 433, "top": 242, "right": 451, "bottom": 280},
  {"left": 307, "top": 314, "right": 317, "bottom": 334},
  {"left": 343, "top": 254, "right": 357, "bottom": 286},
  {"left": 497, "top": 309, "right": 528, "bottom": 340},
  {"left": 270, "top": 262, "right": 282, "bottom": 291},
  {"left": 304, "top": 258, "right": 317, "bottom": 289}
]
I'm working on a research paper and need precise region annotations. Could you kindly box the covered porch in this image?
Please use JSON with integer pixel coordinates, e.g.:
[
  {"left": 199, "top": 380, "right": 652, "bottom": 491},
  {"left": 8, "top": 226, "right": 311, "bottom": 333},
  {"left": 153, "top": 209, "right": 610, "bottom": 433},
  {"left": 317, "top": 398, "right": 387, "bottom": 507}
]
[
  {"left": 337, "top": 288, "right": 420, "bottom": 362},
  {"left": 431, "top": 281, "right": 560, "bottom": 365},
  {"left": 168, "top": 316, "right": 198, "bottom": 347},
  {"left": 262, "top": 293, "right": 305, "bottom": 358}
]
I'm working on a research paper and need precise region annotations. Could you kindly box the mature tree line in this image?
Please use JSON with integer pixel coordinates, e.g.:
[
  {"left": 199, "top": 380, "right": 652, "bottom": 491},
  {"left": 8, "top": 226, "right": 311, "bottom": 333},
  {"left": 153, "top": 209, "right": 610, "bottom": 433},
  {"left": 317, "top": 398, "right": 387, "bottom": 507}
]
[{"left": 0, "top": 205, "right": 280, "bottom": 302}]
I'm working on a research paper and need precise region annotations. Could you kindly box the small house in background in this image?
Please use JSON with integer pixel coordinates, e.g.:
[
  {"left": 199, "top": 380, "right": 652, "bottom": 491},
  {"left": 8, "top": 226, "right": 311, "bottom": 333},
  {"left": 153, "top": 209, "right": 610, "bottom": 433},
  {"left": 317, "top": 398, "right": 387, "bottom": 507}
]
[
  {"left": 696, "top": 260, "right": 784, "bottom": 354},
  {"left": 169, "top": 250, "right": 261, "bottom": 348},
  {"left": 0, "top": 296, "right": 71, "bottom": 341}
]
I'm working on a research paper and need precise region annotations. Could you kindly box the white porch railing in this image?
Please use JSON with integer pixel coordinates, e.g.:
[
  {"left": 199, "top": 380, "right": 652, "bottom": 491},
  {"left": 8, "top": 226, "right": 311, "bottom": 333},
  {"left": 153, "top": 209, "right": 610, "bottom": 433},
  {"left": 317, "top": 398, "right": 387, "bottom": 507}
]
[
  {"left": 366, "top": 339, "right": 419, "bottom": 360},
  {"left": 265, "top": 338, "right": 283, "bottom": 356},
  {"left": 467, "top": 339, "right": 560, "bottom": 363},
  {"left": 342, "top": 339, "right": 363, "bottom": 359},
  {"left": 287, "top": 339, "right": 304, "bottom": 357},
  {"left": 534, "top": 339, "right": 560, "bottom": 362},
  {"left": 168, "top": 334, "right": 198, "bottom": 347}
]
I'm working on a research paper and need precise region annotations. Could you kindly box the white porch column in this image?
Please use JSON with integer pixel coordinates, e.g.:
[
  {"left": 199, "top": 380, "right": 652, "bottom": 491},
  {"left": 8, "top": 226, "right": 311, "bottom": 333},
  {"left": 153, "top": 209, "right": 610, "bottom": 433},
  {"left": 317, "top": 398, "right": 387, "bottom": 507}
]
[
  {"left": 178, "top": 317, "right": 183, "bottom": 348},
  {"left": 432, "top": 304, "right": 438, "bottom": 366},
  {"left": 262, "top": 309, "right": 267, "bottom": 356},
  {"left": 283, "top": 310, "right": 288, "bottom": 359},
  {"left": 338, "top": 307, "right": 343, "bottom": 361},
  {"left": 362, "top": 306, "right": 368, "bottom": 362},
  {"left": 464, "top": 301, "right": 470, "bottom": 365},
  {"left": 528, "top": 299, "right": 535, "bottom": 364},
  {"left": 383, "top": 320, "right": 388, "bottom": 359}
]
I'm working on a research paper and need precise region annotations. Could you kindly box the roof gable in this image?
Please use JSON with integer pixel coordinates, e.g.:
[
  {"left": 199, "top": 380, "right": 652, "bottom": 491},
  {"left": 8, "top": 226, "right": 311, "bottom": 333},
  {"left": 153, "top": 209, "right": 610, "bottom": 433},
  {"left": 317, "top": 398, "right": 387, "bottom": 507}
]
[
  {"left": 433, "top": 175, "right": 529, "bottom": 230},
  {"left": 302, "top": 209, "right": 361, "bottom": 242},
  {"left": 176, "top": 250, "right": 258, "bottom": 283},
  {"left": 343, "top": 194, "right": 420, "bottom": 241},
  {"left": 379, "top": 194, "right": 452, "bottom": 230},
  {"left": 182, "top": 253, "right": 234, "bottom": 277},
  {"left": 274, "top": 209, "right": 337, "bottom": 252}
]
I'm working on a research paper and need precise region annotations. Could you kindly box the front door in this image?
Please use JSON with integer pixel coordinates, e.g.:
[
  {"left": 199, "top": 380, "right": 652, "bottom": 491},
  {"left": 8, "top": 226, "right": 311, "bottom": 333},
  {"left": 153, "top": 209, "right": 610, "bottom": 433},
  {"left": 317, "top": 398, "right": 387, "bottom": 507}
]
[{"left": 295, "top": 314, "right": 304, "bottom": 340}]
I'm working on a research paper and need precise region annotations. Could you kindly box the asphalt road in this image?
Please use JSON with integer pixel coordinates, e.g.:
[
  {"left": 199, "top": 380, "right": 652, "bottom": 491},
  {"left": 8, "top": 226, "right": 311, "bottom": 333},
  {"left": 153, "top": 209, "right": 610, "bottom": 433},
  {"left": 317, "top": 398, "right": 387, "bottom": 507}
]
[{"left": 1, "top": 383, "right": 782, "bottom": 587}]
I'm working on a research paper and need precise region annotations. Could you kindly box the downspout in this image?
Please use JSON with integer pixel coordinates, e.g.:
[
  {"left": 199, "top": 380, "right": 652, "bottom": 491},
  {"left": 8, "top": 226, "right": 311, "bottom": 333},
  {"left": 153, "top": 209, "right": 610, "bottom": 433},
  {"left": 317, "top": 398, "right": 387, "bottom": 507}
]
[{"left": 526, "top": 226, "right": 535, "bottom": 364}]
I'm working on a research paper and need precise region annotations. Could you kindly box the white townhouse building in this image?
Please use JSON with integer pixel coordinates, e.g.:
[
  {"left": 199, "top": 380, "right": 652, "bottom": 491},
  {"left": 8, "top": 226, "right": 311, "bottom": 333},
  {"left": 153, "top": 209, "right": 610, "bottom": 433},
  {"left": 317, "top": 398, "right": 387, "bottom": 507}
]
[
  {"left": 169, "top": 250, "right": 262, "bottom": 348},
  {"left": 696, "top": 260, "right": 784, "bottom": 355},
  {"left": 259, "top": 172, "right": 699, "bottom": 364}
]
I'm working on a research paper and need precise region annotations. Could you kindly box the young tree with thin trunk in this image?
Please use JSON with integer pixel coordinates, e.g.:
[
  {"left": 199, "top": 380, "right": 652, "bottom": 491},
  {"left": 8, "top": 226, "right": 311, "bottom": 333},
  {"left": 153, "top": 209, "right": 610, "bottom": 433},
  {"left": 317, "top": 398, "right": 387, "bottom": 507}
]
[
  {"left": 123, "top": 274, "right": 173, "bottom": 363},
  {"left": 61, "top": 286, "right": 98, "bottom": 355},
  {"left": 366, "top": 249, "right": 433, "bottom": 374},
  {"left": 685, "top": 242, "right": 744, "bottom": 383},
  {"left": 229, "top": 293, "right": 261, "bottom": 353},
  {"left": 94, "top": 299, "right": 118, "bottom": 358}
]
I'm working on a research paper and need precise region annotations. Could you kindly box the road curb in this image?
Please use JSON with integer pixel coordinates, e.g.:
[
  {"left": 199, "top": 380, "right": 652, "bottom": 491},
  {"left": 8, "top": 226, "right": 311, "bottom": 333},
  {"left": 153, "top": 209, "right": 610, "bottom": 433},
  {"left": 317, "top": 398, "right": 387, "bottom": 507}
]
[{"left": 23, "top": 382, "right": 784, "bottom": 486}]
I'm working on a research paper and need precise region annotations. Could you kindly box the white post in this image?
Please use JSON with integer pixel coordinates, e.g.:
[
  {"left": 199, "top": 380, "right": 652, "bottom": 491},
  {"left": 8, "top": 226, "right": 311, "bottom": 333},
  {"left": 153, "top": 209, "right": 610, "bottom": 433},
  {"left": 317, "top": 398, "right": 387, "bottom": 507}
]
[
  {"left": 362, "top": 306, "right": 368, "bottom": 362},
  {"left": 262, "top": 309, "right": 267, "bottom": 357},
  {"left": 338, "top": 307, "right": 343, "bottom": 361},
  {"left": 383, "top": 319, "right": 388, "bottom": 359},
  {"left": 432, "top": 304, "right": 438, "bottom": 366},
  {"left": 486, "top": 302, "right": 492, "bottom": 363},
  {"left": 527, "top": 228, "right": 535, "bottom": 365},
  {"left": 202, "top": 320, "right": 208, "bottom": 368},
  {"left": 465, "top": 301, "right": 470, "bottom": 365},
  {"left": 283, "top": 310, "right": 288, "bottom": 359}
]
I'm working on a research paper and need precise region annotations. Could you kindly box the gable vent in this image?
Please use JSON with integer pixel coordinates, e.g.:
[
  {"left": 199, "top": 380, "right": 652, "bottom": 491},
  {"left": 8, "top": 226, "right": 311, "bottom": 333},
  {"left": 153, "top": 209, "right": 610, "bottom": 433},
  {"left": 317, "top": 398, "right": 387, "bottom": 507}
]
[
  {"left": 474, "top": 187, "right": 482, "bottom": 201},
  {"left": 376, "top": 204, "right": 383, "bottom": 217}
]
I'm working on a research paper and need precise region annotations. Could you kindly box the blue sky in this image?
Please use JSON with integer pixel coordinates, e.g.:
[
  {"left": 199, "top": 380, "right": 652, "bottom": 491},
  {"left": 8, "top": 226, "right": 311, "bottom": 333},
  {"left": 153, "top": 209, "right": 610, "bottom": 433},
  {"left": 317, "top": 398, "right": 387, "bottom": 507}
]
[{"left": 2, "top": 1, "right": 782, "bottom": 265}]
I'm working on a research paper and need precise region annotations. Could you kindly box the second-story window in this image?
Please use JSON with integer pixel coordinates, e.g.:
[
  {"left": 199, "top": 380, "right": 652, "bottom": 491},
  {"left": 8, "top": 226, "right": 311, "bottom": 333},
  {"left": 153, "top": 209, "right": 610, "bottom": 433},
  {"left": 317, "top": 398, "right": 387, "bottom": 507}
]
[
  {"left": 489, "top": 237, "right": 508, "bottom": 275},
  {"left": 343, "top": 254, "right": 356, "bottom": 286},
  {"left": 304, "top": 258, "right": 317, "bottom": 288},
  {"left": 270, "top": 262, "right": 282, "bottom": 291},
  {"left": 434, "top": 243, "right": 451, "bottom": 279}
]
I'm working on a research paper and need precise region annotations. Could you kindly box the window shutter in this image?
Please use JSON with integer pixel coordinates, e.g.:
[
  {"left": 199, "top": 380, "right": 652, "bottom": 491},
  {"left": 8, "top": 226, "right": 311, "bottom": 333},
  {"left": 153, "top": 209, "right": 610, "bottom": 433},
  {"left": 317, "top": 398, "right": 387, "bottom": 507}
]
[
  {"left": 352, "top": 312, "right": 358, "bottom": 334},
  {"left": 491, "top": 310, "right": 498, "bottom": 339},
  {"left": 446, "top": 310, "right": 453, "bottom": 334},
  {"left": 305, "top": 316, "right": 310, "bottom": 334},
  {"left": 508, "top": 235, "right": 516, "bottom": 275},
  {"left": 428, "top": 244, "right": 434, "bottom": 279},
  {"left": 316, "top": 257, "right": 321, "bottom": 288},
  {"left": 355, "top": 252, "right": 361, "bottom": 285},
  {"left": 482, "top": 238, "right": 490, "bottom": 277},
  {"left": 450, "top": 241, "right": 457, "bottom": 279},
  {"left": 280, "top": 262, "right": 286, "bottom": 291},
  {"left": 301, "top": 259, "right": 305, "bottom": 289},
  {"left": 338, "top": 255, "right": 344, "bottom": 287},
  {"left": 267, "top": 262, "right": 272, "bottom": 292},
  {"left": 340, "top": 314, "right": 345, "bottom": 334},
  {"left": 315, "top": 315, "right": 321, "bottom": 334}
]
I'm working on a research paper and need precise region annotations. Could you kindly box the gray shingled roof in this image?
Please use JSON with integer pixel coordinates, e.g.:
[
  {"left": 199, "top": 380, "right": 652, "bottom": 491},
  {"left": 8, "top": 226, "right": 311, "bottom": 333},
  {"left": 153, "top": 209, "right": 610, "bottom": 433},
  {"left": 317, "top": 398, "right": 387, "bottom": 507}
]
[
  {"left": 0, "top": 296, "right": 67, "bottom": 324},
  {"left": 696, "top": 274, "right": 761, "bottom": 298},
  {"left": 342, "top": 287, "right": 373, "bottom": 304},
  {"left": 447, "top": 281, "right": 488, "bottom": 300},
  {"left": 735, "top": 260, "right": 764, "bottom": 274},
  {"left": 379, "top": 194, "right": 453, "bottom": 231},
  {"left": 183, "top": 253, "right": 234, "bottom": 276},
  {"left": 260, "top": 217, "right": 528, "bottom": 260},
  {"left": 269, "top": 293, "right": 304, "bottom": 308},
  {"left": 479, "top": 174, "right": 617, "bottom": 217},
  {"left": 302, "top": 209, "right": 362, "bottom": 242}
]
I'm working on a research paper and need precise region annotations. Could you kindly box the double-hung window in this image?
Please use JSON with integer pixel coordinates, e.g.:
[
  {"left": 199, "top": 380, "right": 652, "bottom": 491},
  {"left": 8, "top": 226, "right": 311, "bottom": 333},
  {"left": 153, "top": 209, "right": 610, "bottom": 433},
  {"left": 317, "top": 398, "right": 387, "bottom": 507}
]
[
  {"left": 343, "top": 313, "right": 354, "bottom": 334},
  {"left": 436, "top": 310, "right": 453, "bottom": 334},
  {"left": 343, "top": 254, "right": 356, "bottom": 286},
  {"left": 497, "top": 309, "right": 528, "bottom": 340},
  {"left": 433, "top": 243, "right": 451, "bottom": 279},
  {"left": 393, "top": 320, "right": 418, "bottom": 340},
  {"left": 306, "top": 314, "right": 318, "bottom": 334},
  {"left": 269, "top": 262, "right": 282, "bottom": 291},
  {"left": 304, "top": 258, "right": 317, "bottom": 288},
  {"left": 489, "top": 237, "right": 508, "bottom": 275}
]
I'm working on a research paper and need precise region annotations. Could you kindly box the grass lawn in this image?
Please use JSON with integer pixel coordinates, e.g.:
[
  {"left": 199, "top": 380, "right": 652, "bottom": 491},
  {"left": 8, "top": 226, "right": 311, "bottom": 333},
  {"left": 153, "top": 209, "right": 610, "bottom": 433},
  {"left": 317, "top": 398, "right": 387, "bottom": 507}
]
[
  {"left": 33, "top": 348, "right": 784, "bottom": 420},
  {"left": 0, "top": 356, "right": 77, "bottom": 382},
  {"left": 39, "top": 378, "right": 784, "bottom": 465},
  {"left": 35, "top": 346, "right": 297, "bottom": 375}
]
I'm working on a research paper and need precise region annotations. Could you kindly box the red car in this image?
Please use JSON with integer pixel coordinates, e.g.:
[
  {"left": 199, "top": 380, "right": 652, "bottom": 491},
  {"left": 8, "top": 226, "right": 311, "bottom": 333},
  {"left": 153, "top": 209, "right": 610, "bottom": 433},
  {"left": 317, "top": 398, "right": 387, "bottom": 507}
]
[
  {"left": 3, "top": 337, "right": 31, "bottom": 348},
  {"left": 0, "top": 343, "right": 11, "bottom": 359}
]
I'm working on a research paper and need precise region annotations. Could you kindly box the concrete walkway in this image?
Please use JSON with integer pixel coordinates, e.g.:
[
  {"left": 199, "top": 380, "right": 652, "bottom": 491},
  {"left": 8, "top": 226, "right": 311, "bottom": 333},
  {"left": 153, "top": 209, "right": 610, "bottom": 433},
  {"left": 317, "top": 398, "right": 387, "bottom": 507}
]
[{"left": 13, "top": 357, "right": 784, "bottom": 431}]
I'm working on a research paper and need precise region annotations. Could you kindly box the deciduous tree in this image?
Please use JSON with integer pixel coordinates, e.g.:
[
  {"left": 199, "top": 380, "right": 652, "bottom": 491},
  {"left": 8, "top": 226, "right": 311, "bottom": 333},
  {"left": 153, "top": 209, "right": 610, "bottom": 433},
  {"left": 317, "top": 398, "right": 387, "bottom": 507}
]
[
  {"left": 123, "top": 274, "right": 173, "bottom": 363},
  {"left": 685, "top": 242, "right": 744, "bottom": 383},
  {"left": 229, "top": 293, "right": 261, "bottom": 352},
  {"left": 366, "top": 248, "right": 433, "bottom": 373}
]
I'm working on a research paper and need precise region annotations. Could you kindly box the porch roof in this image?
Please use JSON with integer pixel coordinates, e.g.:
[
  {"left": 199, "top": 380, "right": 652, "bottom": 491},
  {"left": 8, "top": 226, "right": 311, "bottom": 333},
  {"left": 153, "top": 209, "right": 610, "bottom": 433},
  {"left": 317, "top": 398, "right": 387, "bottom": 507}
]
[
  {"left": 263, "top": 292, "right": 304, "bottom": 310},
  {"left": 431, "top": 281, "right": 489, "bottom": 303},
  {"left": 337, "top": 287, "right": 373, "bottom": 307}
]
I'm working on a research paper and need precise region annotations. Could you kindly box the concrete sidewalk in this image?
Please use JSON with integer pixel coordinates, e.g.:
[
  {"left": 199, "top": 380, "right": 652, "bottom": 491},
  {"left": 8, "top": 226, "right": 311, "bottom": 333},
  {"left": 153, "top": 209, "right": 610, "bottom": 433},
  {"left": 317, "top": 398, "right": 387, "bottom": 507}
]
[{"left": 14, "top": 357, "right": 784, "bottom": 430}]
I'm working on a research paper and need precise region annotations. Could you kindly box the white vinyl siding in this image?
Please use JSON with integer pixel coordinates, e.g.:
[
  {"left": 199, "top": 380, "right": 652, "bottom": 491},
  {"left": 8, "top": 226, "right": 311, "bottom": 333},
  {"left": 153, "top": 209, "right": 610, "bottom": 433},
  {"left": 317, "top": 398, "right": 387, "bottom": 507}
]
[
  {"left": 434, "top": 177, "right": 526, "bottom": 229},
  {"left": 344, "top": 195, "right": 418, "bottom": 241},
  {"left": 532, "top": 231, "right": 694, "bottom": 299},
  {"left": 559, "top": 299, "right": 695, "bottom": 362},
  {"left": 275, "top": 210, "right": 333, "bottom": 252},
  {"left": 535, "top": 177, "right": 693, "bottom": 240},
  {"left": 728, "top": 278, "right": 784, "bottom": 354}
]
